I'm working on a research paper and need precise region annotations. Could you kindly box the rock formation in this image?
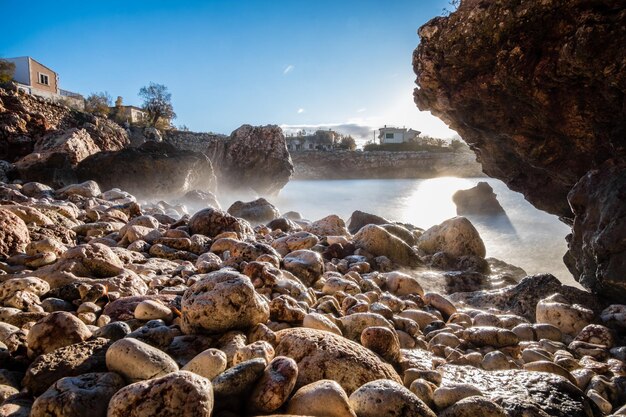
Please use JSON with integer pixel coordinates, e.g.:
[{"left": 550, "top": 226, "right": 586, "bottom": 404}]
[
  {"left": 75, "top": 141, "right": 217, "bottom": 198},
  {"left": 413, "top": 0, "right": 626, "bottom": 299},
  {"left": 453, "top": 182, "right": 505, "bottom": 216}
]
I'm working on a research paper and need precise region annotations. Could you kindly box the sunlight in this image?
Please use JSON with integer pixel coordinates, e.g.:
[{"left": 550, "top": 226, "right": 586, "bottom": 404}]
[{"left": 401, "top": 177, "right": 474, "bottom": 228}]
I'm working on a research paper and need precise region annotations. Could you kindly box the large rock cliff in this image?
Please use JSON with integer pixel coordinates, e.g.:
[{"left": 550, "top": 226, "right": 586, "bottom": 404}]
[{"left": 413, "top": 0, "right": 626, "bottom": 299}]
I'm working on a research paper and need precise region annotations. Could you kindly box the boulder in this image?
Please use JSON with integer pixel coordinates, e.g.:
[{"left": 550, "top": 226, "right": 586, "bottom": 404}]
[
  {"left": 452, "top": 182, "right": 505, "bottom": 216},
  {"left": 304, "top": 215, "right": 351, "bottom": 237},
  {"left": 283, "top": 250, "right": 325, "bottom": 286},
  {"left": 347, "top": 210, "right": 390, "bottom": 234},
  {"left": 0, "top": 208, "right": 30, "bottom": 259},
  {"left": 228, "top": 198, "right": 280, "bottom": 223},
  {"left": 76, "top": 141, "right": 217, "bottom": 198},
  {"left": 180, "top": 270, "right": 270, "bottom": 334},
  {"left": 26, "top": 311, "right": 92, "bottom": 357},
  {"left": 107, "top": 371, "right": 213, "bottom": 417},
  {"left": 188, "top": 207, "right": 255, "bottom": 240},
  {"left": 354, "top": 224, "right": 421, "bottom": 267},
  {"left": 274, "top": 327, "right": 401, "bottom": 394},
  {"left": 105, "top": 337, "right": 179, "bottom": 382},
  {"left": 349, "top": 379, "right": 436, "bottom": 417},
  {"left": 417, "top": 217, "right": 485, "bottom": 258},
  {"left": 286, "top": 380, "right": 356, "bottom": 417},
  {"left": 208, "top": 124, "right": 293, "bottom": 194},
  {"left": 30, "top": 372, "right": 125, "bottom": 417}
]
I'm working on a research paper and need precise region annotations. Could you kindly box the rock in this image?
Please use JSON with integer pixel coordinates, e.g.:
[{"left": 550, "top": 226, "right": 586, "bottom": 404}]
[
  {"left": 107, "top": 371, "right": 213, "bottom": 417},
  {"left": 209, "top": 124, "right": 293, "bottom": 194},
  {"left": 211, "top": 358, "right": 266, "bottom": 409},
  {"left": 565, "top": 160, "right": 626, "bottom": 300},
  {"left": 433, "top": 384, "right": 483, "bottom": 410},
  {"left": 179, "top": 189, "right": 221, "bottom": 209},
  {"left": 267, "top": 217, "right": 302, "bottom": 233},
  {"left": 439, "top": 364, "right": 598, "bottom": 417},
  {"left": 0, "top": 208, "right": 30, "bottom": 259},
  {"left": 347, "top": 210, "right": 390, "bottom": 234},
  {"left": 303, "top": 312, "right": 342, "bottom": 335},
  {"left": 536, "top": 294, "right": 595, "bottom": 336},
  {"left": 305, "top": 215, "right": 351, "bottom": 237},
  {"left": 600, "top": 304, "right": 626, "bottom": 330},
  {"left": 574, "top": 324, "right": 614, "bottom": 348},
  {"left": 360, "top": 326, "right": 401, "bottom": 363},
  {"left": 271, "top": 232, "right": 319, "bottom": 257},
  {"left": 417, "top": 217, "right": 485, "bottom": 258},
  {"left": 23, "top": 338, "right": 111, "bottom": 395},
  {"left": 188, "top": 207, "right": 255, "bottom": 240},
  {"left": 0, "top": 392, "right": 33, "bottom": 417},
  {"left": 134, "top": 299, "right": 173, "bottom": 322},
  {"left": 26, "top": 311, "right": 92, "bottom": 357},
  {"left": 353, "top": 224, "right": 421, "bottom": 267},
  {"left": 452, "top": 182, "right": 505, "bottom": 216},
  {"left": 462, "top": 326, "right": 519, "bottom": 348},
  {"left": 249, "top": 356, "right": 299, "bottom": 413},
  {"left": 57, "top": 180, "right": 101, "bottom": 198},
  {"left": 283, "top": 250, "right": 325, "bottom": 286},
  {"left": 228, "top": 198, "right": 280, "bottom": 223},
  {"left": 274, "top": 328, "right": 401, "bottom": 394},
  {"left": 438, "top": 396, "right": 508, "bottom": 417},
  {"left": 182, "top": 348, "right": 227, "bottom": 380},
  {"left": 105, "top": 337, "right": 179, "bottom": 382},
  {"left": 181, "top": 270, "right": 270, "bottom": 334},
  {"left": 30, "top": 372, "right": 125, "bottom": 417},
  {"left": 449, "top": 274, "right": 604, "bottom": 322},
  {"left": 76, "top": 141, "right": 217, "bottom": 198},
  {"left": 286, "top": 379, "right": 356, "bottom": 417},
  {"left": 349, "top": 379, "right": 436, "bottom": 417}
]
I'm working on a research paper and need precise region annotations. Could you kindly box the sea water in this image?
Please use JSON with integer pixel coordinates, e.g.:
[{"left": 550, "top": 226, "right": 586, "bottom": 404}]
[{"left": 221, "top": 177, "right": 576, "bottom": 287}]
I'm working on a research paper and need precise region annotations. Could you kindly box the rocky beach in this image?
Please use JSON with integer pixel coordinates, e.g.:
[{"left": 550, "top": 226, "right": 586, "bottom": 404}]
[{"left": 0, "top": 0, "right": 625, "bottom": 416}]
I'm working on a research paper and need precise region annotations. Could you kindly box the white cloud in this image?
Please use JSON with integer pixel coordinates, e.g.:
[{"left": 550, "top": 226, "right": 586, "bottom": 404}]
[
  {"left": 357, "top": 108, "right": 366, "bottom": 113},
  {"left": 297, "top": 108, "right": 305, "bottom": 114},
  {"left": 283, "top": 65, "right": 294, "bottom": 75}
]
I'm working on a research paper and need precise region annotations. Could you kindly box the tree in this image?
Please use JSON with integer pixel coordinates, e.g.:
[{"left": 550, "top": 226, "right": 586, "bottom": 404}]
[
  {"left": 0, "top": 59, "right": 15, "bottom": 83},
  {"left": 338, "top": 135, "right": 357, "bottom": 151},
  {"left": 84, "top": 92, "right": 112, "bottom": 117},
  {"left": 450, "top": 138, "right": 466, "bottom": 152},
  {"left": 138, "top": 82, "right": 176, "bottom": 128}
]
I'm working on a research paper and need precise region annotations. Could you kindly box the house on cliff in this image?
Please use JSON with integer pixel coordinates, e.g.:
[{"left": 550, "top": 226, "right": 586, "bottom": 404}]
[
  {"left": 378, "top": 126, "right": 421, "bottom": 144},
  {"left": 111, "top": 105, "right": 147, "bottom": 125},
  {"left": 4, "top": 56, "right": 84, "bottom": 110},
  {"left": 286, "top": 129, "right": 337, "bottom": 151}
]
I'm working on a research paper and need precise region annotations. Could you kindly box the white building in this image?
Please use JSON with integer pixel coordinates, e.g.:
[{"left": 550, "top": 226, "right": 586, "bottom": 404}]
[{"left": 378, "top": 126, "right": 421, "bottom": 144}]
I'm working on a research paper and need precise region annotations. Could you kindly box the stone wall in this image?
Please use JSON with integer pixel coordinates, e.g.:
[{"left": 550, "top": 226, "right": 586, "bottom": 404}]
[{"left": 290, "top": 149, "right": 484, "bottom": 179}]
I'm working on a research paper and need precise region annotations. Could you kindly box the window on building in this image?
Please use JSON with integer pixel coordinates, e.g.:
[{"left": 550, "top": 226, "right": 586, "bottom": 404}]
[
  {"left": 385, "top": 133, "right": 394, "bottom": 139},
  {"left": 308, "top": 144, "right": 313, "bottom": 149},
  {"left": 38, "top": 73, "right": 49, "bottom": 85}
]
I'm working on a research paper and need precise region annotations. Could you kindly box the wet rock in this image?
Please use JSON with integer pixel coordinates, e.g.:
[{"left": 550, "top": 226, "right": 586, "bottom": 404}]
[
  {"left": 107, "top": 370, "right": 213, "bottom": 417},
  {"left": 353, "top": 224, "right": 421, "bottom": 267},
  {"left": 274, "top": 327, "right": 401, "bottom": 394},
  {"left": 283, "top": 250, "right": 325, "bottom": 286},
  {"left": 105, "top": 337, "right": 179, "bottom": 382},
  {"left": 228, "top": 198, "right": 280, "bottom": 223},
  {"left": 26, "top": 311, "right": 92, "bottom": 357},
  {"left": 188, "top": 207, "right": 254, "bottom": 240},
  {"left": 452, "top": 182, "right": 505, "bottom": 216},
  {"left": 439, "top": 364, "right": 598, "bottom": 417},
  {"left": 417, "top": 217, "right": 485, "bottom": 258},
  {"left": 23, "top": 338, "right": 110, "bottom": 395},
  {"left": 30, "top": 372, "right": 125, "bottom": 417},
  {"left": 286, "top": 379, "right": 356, "bottom": 417},
  {"left": 0, "top": 208, "right": 30, "bottom": 259},
  {"left": 349, "top": 379, "right": 436, "bottom": 417},
  {"left": 249, "top": 356, "right": 299, "bottom": 413},
  {"left": 76, "top": 141, "right": 217, "bottom": 198},
  {"left": 181, "top": 270, "right": 270, "bottom": 334}
]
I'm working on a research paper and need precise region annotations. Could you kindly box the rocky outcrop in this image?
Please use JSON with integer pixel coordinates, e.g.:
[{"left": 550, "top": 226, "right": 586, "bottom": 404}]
[
  {"left": 413, "top": 0, "right": 626, "bottom": 298},
  {"left": 75, "top": 141, "right": 217, "bottom": 198},
  {"left": 0, "top": 84, "right": 128, "bottom": 183},
  {"left": 452, "top": 182, "right": 505, "bottom": 216},
  {"left": 291, "top": 149, "right": 483, "bottom": 179}
]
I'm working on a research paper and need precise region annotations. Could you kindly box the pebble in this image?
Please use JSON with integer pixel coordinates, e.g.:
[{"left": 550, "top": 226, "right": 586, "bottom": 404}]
[
  {"left": 105, "top": 337, "right": 179, "bottom": 382},
  {"left": 182, "top": 348, "right": 227, "bottom": 380}
]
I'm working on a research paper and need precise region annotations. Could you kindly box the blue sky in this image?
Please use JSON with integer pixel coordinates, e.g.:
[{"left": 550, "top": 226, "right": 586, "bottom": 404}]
[{"left": 2, "top": 0, "right": 456, "bottom": 141}]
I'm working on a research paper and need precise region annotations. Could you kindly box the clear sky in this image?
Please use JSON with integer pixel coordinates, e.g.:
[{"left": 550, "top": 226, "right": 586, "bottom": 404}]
[{"left": 2, "top": 0, "right": 457, "bottom": 142}]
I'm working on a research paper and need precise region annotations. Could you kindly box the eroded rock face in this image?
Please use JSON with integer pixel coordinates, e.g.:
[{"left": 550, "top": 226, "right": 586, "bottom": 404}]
[
  {"left": 413, "top": 0, "right": 626, "bottom": 297},
  {"left": 208, "top": 124, "right": 293, "bottom": 194},
  {"left": 452, "top": 182, "right": 505, "bottom": 216},
  {"left": 76, "top": 141, "right": 217, "bottom": 198}
]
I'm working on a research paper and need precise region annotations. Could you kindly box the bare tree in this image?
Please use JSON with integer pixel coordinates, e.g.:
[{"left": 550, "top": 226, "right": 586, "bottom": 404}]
[
  {"left": 84, "top": 92, "right": 112, "bottom": 117},
  {"left": 139, "top": 82, "right": 176, "bottom": 128}
]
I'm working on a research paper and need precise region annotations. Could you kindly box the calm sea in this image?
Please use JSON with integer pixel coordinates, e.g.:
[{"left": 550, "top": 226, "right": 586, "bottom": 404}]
[{"left": 219, "top": 177, "right": 576, "bottom": 287}]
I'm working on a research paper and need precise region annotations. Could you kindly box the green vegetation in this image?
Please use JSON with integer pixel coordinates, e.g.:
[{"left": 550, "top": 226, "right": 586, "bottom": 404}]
[
  {"left": 84, "top": 92, "right": 112, "bottom": 117},
  {"left": 364, "top": 135, "right": 460, "bottom": 152},
  {"left": 139, "top": 82, "right": 176, "bottom": 128},
  {"left": 0, "top": 59, "right": 15, "bottom": 83}
]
